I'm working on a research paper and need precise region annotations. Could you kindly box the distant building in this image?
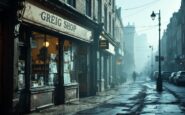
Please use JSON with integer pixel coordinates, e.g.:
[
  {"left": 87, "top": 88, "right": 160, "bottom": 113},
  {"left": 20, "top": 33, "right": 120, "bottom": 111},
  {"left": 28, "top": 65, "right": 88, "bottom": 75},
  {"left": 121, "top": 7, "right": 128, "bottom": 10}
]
[
  {"left": 134, "top": 33, "right": 150, "bottom": 73},
  {"left": 165, "top": 12, "right": 182, "bottom": 71},
  {"left": 161, "top": 30, "right": 168, "bottom": 71},
  {"left": 114, "top": 7, "right": 124, "bottom": 85},
  {"left": 123, "top": 23, "right": 135, "bottom": 78},
  {"left": 161, "top": 1, "right": 185, "bottom": 71}
]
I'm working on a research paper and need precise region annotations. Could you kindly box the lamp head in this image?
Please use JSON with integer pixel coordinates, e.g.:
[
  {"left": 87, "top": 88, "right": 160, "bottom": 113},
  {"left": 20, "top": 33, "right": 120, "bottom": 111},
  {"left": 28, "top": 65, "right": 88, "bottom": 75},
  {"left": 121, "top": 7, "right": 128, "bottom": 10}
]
[
  {"left": 43, "top": 41, "right": 49, "bottom": 47},
  {"left": 151, "top": 11, "right": 156, "bottom": 20}
]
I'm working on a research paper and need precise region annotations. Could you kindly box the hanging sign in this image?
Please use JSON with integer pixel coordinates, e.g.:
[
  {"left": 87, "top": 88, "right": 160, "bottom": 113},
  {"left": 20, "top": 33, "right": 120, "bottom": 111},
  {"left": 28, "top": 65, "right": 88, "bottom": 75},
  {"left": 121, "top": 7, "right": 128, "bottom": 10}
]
[{"left": 99, "top": 40, "right": 109, "bottom": 49}]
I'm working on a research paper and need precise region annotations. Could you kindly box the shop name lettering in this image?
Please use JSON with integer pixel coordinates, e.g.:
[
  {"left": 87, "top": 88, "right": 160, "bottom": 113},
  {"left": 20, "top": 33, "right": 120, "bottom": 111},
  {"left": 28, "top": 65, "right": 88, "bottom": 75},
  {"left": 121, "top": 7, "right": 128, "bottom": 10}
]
[{"left": 41, "top": 12, "right": 76, "bottom": 32}]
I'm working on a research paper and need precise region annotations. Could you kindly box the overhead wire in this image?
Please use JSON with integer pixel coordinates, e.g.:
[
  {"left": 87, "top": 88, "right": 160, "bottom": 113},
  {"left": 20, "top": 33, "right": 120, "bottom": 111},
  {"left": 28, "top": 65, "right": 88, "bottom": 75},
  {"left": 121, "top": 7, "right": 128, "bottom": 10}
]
[
  {"left": 115, "top": 24, "right": 158, "bottom": 29},
  {"left": 136, "top": 27, "right": 157, "bottom": 33},
  {"left": 124, "top": 0, "right": 160, "bottom": 11},
  {"left": 123, "top": 21, "right": 169, "bottom": 33},
  {"left": 123, "top": 0, "right": 160, "bottom": 18},
  {"left": 115, "top": 23, "right": 168, "bottom": 34},
  {"left": 119, "top": 0, "right": 170, "bottom": 34},
  {"left": 124, "top": 25, "right": 158, "bottom": 28}
]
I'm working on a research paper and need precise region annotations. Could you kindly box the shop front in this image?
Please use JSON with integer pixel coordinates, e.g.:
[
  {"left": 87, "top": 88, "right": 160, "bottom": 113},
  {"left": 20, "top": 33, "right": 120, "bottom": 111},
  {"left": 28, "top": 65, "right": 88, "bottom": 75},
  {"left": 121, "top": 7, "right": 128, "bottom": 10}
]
[
  {"left": 15, "top": 1, "right": 93, "bottom": 112},
  {"left": 115, "top": 48, "right": 124, "bottom": 84},
  {"left": 99, "top": 35, "right": 115, "bottom": 91}
]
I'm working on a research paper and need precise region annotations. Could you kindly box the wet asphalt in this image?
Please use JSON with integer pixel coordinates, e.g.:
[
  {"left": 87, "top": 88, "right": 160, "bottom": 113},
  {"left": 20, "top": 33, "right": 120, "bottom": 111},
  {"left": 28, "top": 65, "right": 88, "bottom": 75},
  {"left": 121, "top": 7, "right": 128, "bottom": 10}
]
[
  {"left": 28, "top": 78, "right": 185, "bottom": 115},
  {"left": 75, "top": 80, "right": 184, "bottom": 115}
]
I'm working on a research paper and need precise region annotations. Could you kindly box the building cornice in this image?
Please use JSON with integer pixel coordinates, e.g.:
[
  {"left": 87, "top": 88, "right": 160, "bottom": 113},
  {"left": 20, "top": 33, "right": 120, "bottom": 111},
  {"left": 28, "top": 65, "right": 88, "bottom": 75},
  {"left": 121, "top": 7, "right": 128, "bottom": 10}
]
[{"left": 33, "top": 0, "right": 99, "bottom": 30}]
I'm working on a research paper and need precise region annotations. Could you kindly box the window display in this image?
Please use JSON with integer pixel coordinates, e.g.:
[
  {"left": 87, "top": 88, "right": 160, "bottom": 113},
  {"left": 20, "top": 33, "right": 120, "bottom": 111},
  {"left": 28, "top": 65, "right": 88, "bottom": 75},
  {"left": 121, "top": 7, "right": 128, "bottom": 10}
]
[
  {"left": 64, "top": 40, "right": 72, "bottom": 84},
  {"left": 18, "top": 60, "right": 25, "bottom": 89},
  {"left": 63, "top": 40, "right": 76, "bottom": 84},
  {"left": 18, "top": 45, "right": 26, "bottom": 90},
  {"left": 49, "top": 53, "right": 57, "bottom": 85},
  {"left": 31, "top": 32, "right": 58, "bottom": 88}
]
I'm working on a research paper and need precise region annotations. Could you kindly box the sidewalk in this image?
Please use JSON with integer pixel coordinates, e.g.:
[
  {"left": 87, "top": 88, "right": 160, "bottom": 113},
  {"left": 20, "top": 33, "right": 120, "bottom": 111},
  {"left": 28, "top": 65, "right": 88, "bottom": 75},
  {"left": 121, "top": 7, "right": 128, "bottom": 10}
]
[
  {"left": 27, "top": 83, "right": 129, "bottom": 115},
  {"left": 27, "top": 81, "right": 185, "bottom": 115},
  {"left": 140, "top": 81, "right": 184, "bottom": 115}
]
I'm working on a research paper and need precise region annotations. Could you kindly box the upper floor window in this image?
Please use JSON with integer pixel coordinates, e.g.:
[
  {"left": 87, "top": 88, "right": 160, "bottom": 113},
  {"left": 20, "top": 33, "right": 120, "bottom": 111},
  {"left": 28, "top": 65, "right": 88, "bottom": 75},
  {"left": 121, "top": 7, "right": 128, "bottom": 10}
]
[
  {"left": 86, "top": 0, "right": 91, "bottom": 17},
  {"left": 97, "top": 0, "right": 101, "bottom": 22},
  {"left": 109, "top": 13, "right": 111, "bottom": 34},
  {"left": 113, "top": 19, "right": 115, "bottom": 38},
  {"left": 67, "top": 0, "right": 76, "bottom": 7},
  {"left": 112, "top": 0, "right": 115, "bottom": 12},
  {"left": 104, "top": 5, "right": 107, "bottom": 31}
]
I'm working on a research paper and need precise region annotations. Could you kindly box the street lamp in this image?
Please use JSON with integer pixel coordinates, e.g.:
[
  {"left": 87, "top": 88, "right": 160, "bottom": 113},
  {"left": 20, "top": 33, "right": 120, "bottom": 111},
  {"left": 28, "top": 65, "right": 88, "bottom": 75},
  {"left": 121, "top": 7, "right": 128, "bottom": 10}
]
[{"left": 151, "top": 10, "right": 162, "bottom": 92}]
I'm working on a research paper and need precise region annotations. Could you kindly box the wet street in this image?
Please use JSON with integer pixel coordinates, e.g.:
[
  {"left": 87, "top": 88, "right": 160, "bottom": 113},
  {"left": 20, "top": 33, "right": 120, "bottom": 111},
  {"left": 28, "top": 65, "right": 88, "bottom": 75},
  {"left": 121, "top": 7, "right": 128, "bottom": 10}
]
[
  {"left": 76, "top": 81, "right": 146, "bottom": 115},
  {"left": 28, "top": 78, "right": 185, "bottom": 115},
  {"left": 74, "top": 79, "right": 185, "bottom": 115},
  {"left": 141, "top": 81, "right": 183, "bottom": 115}
]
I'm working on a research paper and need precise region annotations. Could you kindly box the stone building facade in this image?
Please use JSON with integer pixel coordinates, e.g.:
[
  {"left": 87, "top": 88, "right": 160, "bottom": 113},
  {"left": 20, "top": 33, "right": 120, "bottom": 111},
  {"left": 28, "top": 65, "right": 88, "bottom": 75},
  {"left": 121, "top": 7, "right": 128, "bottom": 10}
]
[
  {"left": 161, "top": 0, "right": 185, "bottom": 71},
  {"left": 0, "top": 0, "right": 125, "bottom": 114}
]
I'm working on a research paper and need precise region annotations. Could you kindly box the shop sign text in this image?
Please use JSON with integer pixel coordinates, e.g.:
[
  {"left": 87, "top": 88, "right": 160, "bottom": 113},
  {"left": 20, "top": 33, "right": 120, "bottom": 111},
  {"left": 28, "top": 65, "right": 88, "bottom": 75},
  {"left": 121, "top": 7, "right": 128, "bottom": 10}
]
[
  {"left": 22, "top": 2, "right": 92, "bottom": 42},
  {"left": 40, "top": 12, "right": 76, "bottom": 32}
]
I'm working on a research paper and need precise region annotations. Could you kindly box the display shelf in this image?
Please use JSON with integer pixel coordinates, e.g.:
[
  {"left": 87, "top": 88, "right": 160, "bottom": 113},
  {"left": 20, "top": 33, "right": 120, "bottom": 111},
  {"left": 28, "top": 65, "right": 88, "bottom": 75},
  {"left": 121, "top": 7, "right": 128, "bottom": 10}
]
[{"left": 32, "top": 64, "right": 49, "bottom": 74}]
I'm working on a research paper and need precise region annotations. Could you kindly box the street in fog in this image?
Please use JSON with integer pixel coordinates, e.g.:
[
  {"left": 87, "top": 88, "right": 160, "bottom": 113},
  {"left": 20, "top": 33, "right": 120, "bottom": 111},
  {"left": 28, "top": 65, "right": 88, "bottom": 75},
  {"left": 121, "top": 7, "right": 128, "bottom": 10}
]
[
  {"left": 75, "top": 79, "right": 184, "bottom": 115},
  {"left": 76, "top": 80, "right": 146, "bottom": 115},
  {"left": 1, "top": 0, "right": 185, "bottom": 114},
  {"left": 28, "top": 76, "right": 185, "bottom": 115}
]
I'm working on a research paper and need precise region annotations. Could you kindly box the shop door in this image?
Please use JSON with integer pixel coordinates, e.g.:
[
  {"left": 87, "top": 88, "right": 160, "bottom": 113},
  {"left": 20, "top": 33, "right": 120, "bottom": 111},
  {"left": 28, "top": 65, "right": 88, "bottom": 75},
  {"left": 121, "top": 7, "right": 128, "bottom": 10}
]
[
  {"left": 104, "top": 56, "right": 108, "bottom": 89},
  {"left": 77, "top": 45, "right": 88, "bottom": 97}
]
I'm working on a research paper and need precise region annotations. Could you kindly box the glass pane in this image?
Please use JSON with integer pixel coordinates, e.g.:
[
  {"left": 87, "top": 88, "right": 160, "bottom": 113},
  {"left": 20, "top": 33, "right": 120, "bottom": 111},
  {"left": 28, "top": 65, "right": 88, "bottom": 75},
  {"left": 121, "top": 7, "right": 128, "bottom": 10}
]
[
  {"left": 47, "top": 35, "right": 59, "bottom": 86},
  {"left": 63, "top": 40, "right": 77, "bottom": 84},
  {"left": 18, "top": 46, "right": 26, "bottom": 90},
  {"left": 17, "top": 64, "right": 25, "bottom": 90},
  {"left": 31, "top": 32, "right": 58, "bottom": 87}
]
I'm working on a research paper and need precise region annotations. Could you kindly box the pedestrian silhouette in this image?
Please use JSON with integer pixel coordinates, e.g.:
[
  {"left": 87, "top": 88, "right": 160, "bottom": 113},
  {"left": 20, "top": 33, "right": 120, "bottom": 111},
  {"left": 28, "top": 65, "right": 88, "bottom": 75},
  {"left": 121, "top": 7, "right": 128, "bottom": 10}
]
[{"left": 132, "top": 71, "right": 136, "bottom": 82}]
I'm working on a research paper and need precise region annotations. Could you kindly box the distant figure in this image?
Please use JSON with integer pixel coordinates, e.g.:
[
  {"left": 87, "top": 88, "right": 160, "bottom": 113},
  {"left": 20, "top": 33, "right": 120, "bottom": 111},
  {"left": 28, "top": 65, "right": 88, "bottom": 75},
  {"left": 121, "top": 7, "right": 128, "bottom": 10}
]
[{"left": 132, "top": 71, "right": 137, "bottom": 82}]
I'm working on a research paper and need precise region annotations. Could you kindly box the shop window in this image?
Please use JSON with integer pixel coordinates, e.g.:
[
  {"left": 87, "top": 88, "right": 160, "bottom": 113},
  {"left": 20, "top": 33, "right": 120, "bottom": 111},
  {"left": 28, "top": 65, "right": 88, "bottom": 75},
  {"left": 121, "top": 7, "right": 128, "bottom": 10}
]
[
  {"left": 18, "top": 46, "right": 26, "bottom": 90},
  {"left": 31, "top": 32, "right": 58, "bottom": 88},
  {"left": 17, "top": 30, "right": 27, "bottom": 90},
  {"left": 64, "top": 40, "right": 76, "bottom": 84}
]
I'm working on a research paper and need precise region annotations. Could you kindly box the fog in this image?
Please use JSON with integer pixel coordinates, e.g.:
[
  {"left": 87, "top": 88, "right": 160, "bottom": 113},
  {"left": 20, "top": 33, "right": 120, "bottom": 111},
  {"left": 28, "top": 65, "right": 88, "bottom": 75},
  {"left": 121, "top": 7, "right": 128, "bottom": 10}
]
[{"left": 117, "top": 0, "right": 181, "bottom": 79}]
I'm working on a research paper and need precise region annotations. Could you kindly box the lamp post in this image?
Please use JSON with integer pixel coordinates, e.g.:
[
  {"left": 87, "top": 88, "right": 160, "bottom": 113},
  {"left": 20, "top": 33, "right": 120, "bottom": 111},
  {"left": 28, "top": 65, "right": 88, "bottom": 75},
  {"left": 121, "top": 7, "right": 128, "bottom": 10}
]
[{"left": 151, "top": 10, "right": 162, "bottom": 92}]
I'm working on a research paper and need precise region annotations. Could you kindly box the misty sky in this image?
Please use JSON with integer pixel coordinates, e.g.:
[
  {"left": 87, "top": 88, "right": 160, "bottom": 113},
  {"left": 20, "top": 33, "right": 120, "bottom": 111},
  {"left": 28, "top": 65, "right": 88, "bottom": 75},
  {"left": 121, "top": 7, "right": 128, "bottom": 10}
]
[{"left": 116, "top": 0, "right": 181, "bottom": 51}]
